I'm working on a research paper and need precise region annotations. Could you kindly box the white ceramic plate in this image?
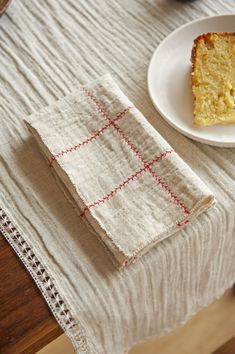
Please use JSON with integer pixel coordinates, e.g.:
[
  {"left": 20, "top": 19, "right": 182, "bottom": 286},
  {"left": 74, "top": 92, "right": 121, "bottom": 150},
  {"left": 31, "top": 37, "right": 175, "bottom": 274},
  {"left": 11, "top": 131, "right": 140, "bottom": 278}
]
[{"left": 148, "top": 14, "right": 235, "bottom": 147}]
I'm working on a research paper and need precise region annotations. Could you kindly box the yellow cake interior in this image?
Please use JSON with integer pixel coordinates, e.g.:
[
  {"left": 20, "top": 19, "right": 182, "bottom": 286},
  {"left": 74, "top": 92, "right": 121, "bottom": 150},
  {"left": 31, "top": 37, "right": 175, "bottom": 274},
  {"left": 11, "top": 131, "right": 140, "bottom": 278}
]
[{"left": 192, "top": 33, "right": 235, "bottom": 127}]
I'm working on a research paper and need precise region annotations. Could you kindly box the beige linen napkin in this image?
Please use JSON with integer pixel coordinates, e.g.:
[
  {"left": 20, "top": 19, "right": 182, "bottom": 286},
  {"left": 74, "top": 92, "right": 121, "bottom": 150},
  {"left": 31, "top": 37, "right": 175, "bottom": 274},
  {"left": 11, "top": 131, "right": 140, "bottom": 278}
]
[{"left": 25, "top": 75, "right": 215, "bottom": 268}]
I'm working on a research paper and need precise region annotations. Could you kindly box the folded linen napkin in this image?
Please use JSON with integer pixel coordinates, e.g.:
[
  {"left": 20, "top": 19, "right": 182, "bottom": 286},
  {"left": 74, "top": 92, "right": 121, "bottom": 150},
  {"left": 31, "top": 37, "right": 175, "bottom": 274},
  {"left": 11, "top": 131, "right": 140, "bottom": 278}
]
[{"left": 25, "top": 74, "right": 215, "bottom": 268}]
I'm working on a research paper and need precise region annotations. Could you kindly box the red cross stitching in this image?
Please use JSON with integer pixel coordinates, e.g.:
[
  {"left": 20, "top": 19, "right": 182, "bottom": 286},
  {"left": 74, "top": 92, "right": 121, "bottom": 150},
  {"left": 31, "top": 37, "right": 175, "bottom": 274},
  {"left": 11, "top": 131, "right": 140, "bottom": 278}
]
[
  {"left": 49, "top": 85, "right": 191, "bottom": 223},
  {"left": 80, "top": 86, "right": 191, "bottom": 219},
  {"left": 49, "top": 106, "right": 133, "bottom": 166},
  {"left": 80, "top": 149, "right": 173, "bottom": 217}
]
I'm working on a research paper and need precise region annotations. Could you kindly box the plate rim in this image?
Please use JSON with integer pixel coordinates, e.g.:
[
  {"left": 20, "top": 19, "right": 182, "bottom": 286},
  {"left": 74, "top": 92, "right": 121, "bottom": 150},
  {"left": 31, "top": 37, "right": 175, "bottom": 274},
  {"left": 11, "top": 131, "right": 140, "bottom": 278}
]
[{"left": 147, "top": 13, "right": 235, "bottom": 148}]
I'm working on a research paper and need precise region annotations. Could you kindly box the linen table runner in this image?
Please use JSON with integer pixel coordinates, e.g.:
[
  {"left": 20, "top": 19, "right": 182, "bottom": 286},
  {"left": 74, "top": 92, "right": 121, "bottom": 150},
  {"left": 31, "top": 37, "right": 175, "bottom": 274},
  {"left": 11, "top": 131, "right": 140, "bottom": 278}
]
[{"left": 25, "top": 75, "right": 215, "bottom": 268}]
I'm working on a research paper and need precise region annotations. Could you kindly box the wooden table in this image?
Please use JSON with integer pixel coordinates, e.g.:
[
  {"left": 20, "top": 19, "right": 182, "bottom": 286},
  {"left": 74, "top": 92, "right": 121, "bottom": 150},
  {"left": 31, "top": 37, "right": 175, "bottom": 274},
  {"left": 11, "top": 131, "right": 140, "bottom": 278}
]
[
  {"left": 0, "top": 236, "right": 62, "bottom": 354},
  {"left": 0, "top": 233, "right": 234, "bottom": 354},
  {"left": 213, "top": 337, "right": 235, "bottom": 354}
]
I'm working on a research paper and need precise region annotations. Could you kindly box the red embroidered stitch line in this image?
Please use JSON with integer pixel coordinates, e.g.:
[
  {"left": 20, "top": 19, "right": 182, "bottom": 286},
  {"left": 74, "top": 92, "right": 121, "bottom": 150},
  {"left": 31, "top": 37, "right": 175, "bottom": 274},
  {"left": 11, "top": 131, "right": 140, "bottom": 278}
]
[
  {"left": 148, "top": 168, "right": 191, "bottom": 215},
  {"left": 49, "top": 106, "right": 132, "bottom": 166},
  {"left": 80, "top": 150, "right": 173, "bottom": 217},
  {"left": 81, "top": 86, "right": 146, "bottom": 164},
  {"left": 177, "top": 219, "right": 190, "bottom": 227},
  {"left": 81, "top": 86, "right": 111, "bottom": 121},
  {"left": 81, "top": 87, "right": 191, "bottom": 216}
]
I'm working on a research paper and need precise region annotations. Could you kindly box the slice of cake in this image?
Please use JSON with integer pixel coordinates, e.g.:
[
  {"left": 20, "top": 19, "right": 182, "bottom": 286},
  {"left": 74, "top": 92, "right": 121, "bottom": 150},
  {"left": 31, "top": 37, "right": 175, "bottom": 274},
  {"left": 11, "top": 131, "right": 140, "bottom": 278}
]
[{"left": 191, "top": 32, "right": 235, "bottom": 127}]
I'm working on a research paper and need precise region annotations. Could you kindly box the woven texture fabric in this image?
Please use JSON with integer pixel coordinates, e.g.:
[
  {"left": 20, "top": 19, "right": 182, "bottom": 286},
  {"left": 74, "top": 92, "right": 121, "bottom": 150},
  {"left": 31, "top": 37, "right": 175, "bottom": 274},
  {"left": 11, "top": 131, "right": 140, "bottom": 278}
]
[
  {"left": 25, "top": 75, "right": 214, "bottom": 267},
  {"left": 0, "top": 1, "right": 235, "bottom": 353}
]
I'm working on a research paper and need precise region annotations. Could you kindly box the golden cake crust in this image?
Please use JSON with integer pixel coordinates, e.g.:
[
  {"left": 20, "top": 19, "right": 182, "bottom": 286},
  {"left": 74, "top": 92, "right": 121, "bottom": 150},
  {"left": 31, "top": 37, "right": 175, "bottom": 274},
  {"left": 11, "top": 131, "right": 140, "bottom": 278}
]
[
  {"left": 191, "top": 32, "right": 235, "bottom": 127},
  {"left": 191, "top": 32, "right": 235, "bottom": 85}
]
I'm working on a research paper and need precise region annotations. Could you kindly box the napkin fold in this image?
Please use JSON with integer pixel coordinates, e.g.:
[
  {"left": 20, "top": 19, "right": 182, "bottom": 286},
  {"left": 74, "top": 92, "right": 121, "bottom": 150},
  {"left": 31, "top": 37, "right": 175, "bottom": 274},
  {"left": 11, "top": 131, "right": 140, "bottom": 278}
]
[{"left": 25, "top": 75, "right": 215, "bottom": 268}]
